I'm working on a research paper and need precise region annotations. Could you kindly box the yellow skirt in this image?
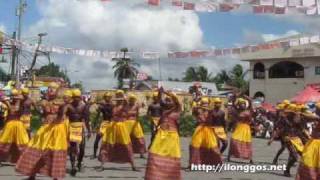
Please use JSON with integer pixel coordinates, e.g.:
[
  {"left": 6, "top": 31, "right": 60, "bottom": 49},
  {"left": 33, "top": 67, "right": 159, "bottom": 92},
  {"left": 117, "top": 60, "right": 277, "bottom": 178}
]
[
  {"left": 230, "top": 122, "right": 252, "bottom": 159},
  {"left": 150, "top": 128, "right": 181, "bottom": 158},
  {"left": 191, "top": 125, "right": 219, "bottom": 149},
  {"left": 146, "top": 128, "right": 181, "bottom": 180},
  {"left": 28, "top": 122, "right": 68, "bottom": 151},
  {"left": 16, "top": 122, "right": 68, "bottom": 179},
  {"left": 103, "top": 121, "right": 131, "bottom": 145},
  {"left": 99, "top": 121, "right": 133, "bottom": 163},
  {"left": 296, "top": 139, "right": 320, "bottom": 180},
  {"left": 124, "top": 119, "right": 136, "bottom": 135},
  {"left": 0, "top": 119, "right": 29, "bottom": 145},
  {"left": 0, "top": 119, "right": 29, "bottom": 163},
  {"left": 190, "top": 125, "right": 222, "bottom": 165},
  {"left": 20, "top": 114, "right": 32, "bottom": 130},
  {"left": 286, "top": 136, "right": 304, "bottom": 153},
  {"left": 213, "top": 126, "right": 227, "bottom": 140},
  {"left": 232, "top": 123, "right": 252, "bottom": 143},
  {"left": 69, "top": 122, "right": 84, "bottom": 143},
  {"left": 99, "top": 121, "right": 112, "bottom": 136}
]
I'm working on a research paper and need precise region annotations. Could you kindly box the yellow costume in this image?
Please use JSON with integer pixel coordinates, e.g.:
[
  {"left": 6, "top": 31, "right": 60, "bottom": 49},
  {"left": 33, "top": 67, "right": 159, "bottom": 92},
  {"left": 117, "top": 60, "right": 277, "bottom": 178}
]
[
  {"left": 189, "top": 125, "right": 222, "bottom": 165},
  {"left": 296, "top": 139, "right": 320, "bottom": 180},
  {"left": 0, "top": 118, "right": 29, "bottom": 163},
  {"left": 69, "top": 122, "right": 84, "bottom": 143}
]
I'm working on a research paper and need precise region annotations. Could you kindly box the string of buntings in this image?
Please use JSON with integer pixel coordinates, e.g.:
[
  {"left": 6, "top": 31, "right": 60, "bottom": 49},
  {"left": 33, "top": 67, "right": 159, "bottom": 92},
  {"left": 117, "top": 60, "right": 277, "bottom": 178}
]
[
  {"left": 2, "top": 31, "right": 320, "bottom": 59},
  {"left": 99, "top": 0, "right": 320, "bottom": 15}
]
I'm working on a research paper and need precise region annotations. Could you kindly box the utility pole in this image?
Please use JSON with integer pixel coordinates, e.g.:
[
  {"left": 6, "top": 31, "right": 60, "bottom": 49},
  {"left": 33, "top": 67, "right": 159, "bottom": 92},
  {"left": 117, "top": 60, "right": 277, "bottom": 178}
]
[
  {"left": 15, "top": 0, "right": 27, "bottom": 87},
  {"left": 11, "top": 32, "right": 17, "bottom": 79},
  {"left": 29, "top": 33, "right": 47, "bottom": 71}
]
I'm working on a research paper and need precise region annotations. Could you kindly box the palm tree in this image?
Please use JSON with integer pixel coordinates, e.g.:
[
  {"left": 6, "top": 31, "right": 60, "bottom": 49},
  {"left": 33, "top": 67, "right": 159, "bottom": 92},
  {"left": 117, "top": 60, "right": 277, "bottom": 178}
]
[
  {"left": 182, "top": 66, "right": 212, "bottom": 82},
  {"left": 112, "top": 48, "right": 140, "bottom": 89},
  {"left": 197, "top": 66, "right": 212, "bottom": 82},
  {"left": 183, "top": 67, "right": 198, "bottom": 82},
  {"left": 228, "top": 64, "right": 249, "bottom": 93}
]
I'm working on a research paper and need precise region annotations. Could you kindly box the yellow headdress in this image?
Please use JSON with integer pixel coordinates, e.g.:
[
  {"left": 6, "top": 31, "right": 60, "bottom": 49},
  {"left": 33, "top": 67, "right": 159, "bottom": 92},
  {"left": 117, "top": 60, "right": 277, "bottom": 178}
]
[
  {"left": 63, "top": 90, "right": 73, "bottom": 97},
  {"left": 282, "top": 99, "right": 290, "bottom": 105},
  {"left": 48, "top": 82, "right": 59, "bottom": 89},
  {"left": 72, "top": 89, "right": 81, "bottom": 97},
  {"left": 103, "top": 92, "right": 112, "bottom": 97},
  {"left": 152, "top": 91, "right": 159, "bottom": 97},
  {"left": 11, "top": 89, "right": 20, "bottom": 96},
  {"left": 213, "top": 97, "right": 222, "bottom": 104},
  {"left": 116, "top": 90, "right": 124, "bottom": 96},
  {"left": 316, "top": 102, "right": 320, "bottom": 109},
  {"left": 128, "top": 93, "right": 137, "bottom": 100},
  {"left": 236, "top": 98, "right": 246, "bottom": 105},
  {"left": 286, "top": 103, "right": 297, "bottom": 112},
  {"left": 276, "top": 103, "right": 285, "bottom": 110},
  {"left": 200, "top": 97, "right": 209, "bottom": 104},
  {"left": 21, "top": 88, "right": 29, "bottom": 95}
]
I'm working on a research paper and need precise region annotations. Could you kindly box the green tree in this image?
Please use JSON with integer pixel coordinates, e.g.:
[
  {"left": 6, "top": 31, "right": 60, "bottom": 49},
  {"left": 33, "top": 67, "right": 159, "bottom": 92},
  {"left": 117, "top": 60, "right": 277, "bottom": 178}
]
[
  {"left": 112, "top": 48, "right": 140, "bottom": 89},
  {"left": 228, "top": 64, "right": 249, "bottom": 93},
  {"left": 182, "top": 66, "right": 212, "bottom": 82},
  {"left": 71, "top": 81, "right": 84, "bottom": 91},
  {"left": 35, "top": 62, "right": 70, "bottom": 83}
]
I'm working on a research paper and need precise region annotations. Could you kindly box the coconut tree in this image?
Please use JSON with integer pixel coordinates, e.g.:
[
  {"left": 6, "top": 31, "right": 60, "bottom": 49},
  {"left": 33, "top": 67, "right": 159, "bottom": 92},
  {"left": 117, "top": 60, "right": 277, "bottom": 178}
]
[
  {"left": 112, "top": 48, "right": 140, "bottom": 89},
  {"left": 182, "top": 66, "right": 212, "bottom": 82}
]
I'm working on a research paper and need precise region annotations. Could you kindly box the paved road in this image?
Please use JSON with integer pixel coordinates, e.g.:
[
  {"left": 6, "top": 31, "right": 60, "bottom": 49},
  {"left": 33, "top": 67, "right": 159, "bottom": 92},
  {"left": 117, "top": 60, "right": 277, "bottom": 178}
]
[{"left": 0, "top": 134, "right": 297, "bottom": 180}]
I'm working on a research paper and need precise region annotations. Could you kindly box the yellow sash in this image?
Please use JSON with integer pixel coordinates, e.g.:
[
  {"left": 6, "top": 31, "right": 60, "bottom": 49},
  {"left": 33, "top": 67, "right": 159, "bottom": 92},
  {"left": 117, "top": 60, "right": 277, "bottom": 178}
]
[{"left": 69, "top": 122, "right": 84, "bottom": 143}]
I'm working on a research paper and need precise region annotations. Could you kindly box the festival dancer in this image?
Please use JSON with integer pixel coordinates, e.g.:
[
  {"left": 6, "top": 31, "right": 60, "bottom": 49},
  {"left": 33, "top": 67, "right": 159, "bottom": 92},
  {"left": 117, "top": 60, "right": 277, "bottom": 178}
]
[
  {"left": 0, "top": 93, "right": 9, "bottom": 131},
  {"left": 20, "top": 88, "right": 37, "bottom": 137},
  {"left": 296, "top": 104, "right": 320, "bottom": 180},
  {"left": 0, "top": 89, "right": 29, "bottom": 164},
  {"left": 145, "top": 88, "right": 182, "bottom": 180},
  {"left": 91, "top": 92, "right": 113, "bottom": 159},
  {"left": 227, "top": 96, "right": 254, "bottom": 163},
  {"left": 16, "top": 82, "right": 68, "bottom": 180},
  {"left": 126, "top": 93, "right": 146, "bottom": 158},
  {"left": 268, "top": 103, "right": 304, "bottom": 177},
  {"left": 269, "top": 103, "right": 287, "bottom": 165},
  {"left": 65, "top": 89, "right": 91, "bottom": 176},
  {"left": 146, "top": 91, "right": 161, "bottom": 148},
  {"left": 98, "top": 90, "right": 137, "bottom": 171},
  {"left": 211, "top": 97, "right": 228, "bottom": 154},
  {"left": 189, "top": 97, "right": 222, "bottom": 168}
]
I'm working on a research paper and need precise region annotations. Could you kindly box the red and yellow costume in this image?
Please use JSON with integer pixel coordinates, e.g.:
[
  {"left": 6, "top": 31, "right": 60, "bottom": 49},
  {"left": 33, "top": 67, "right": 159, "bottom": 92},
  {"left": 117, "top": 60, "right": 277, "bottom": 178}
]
[
  {"left": 296, "top": 120, "right": 320, "bottom": 180},
  {"left": 189, "top": 98, "right": 222, "bottom": 166},
  {"left": 16, "top": 83, "right": 68, "bottom": 179},
  {"left": 145, "top": 110, "right": 181, "bottom": 180},
  {"left": 99, "top": 93, "right": 134, "bottom": 164},
  {"left": 0, "top": 89, "right": 29, "bottom": 163},
  {"left": 229, "top": 99, "right": 253, "bottom": 160}
]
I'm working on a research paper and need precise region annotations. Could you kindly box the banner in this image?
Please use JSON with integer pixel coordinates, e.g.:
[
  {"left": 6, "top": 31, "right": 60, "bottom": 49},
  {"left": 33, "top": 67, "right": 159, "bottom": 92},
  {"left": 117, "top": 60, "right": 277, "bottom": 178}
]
[{"left": 1, "top": 32, "right": 320, "bottom": 59}]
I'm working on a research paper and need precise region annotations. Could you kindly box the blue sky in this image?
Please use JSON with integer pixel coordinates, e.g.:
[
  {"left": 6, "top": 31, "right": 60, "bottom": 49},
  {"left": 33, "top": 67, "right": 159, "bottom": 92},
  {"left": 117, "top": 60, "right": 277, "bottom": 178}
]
[{"left": 0, "top": 0, "right": 306, "bottom": 48}]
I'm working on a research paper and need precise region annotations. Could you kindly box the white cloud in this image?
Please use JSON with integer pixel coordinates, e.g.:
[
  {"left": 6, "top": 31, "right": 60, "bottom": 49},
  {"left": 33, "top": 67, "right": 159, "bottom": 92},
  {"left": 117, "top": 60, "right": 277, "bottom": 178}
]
[
  {"left": 242, "top": 29, "right": 300, "bottom": 44},
  {"left": 27, "top": 0, "right": 224, "bottom": 90},
  {"left": 0, "top": 24, "right": 6, "bottom": 33},
  {"left": 261, "top": 30, "right": 300, "bottom": 42}
]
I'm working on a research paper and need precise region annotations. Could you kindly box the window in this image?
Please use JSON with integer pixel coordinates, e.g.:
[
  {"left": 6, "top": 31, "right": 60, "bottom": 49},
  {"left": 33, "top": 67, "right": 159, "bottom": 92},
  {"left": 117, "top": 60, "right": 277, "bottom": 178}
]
[
  {"left": 315, "top": 66, "right": 320, "bottom": 75},
  {"left": 253, "top": 63, "right": 265, "bottom": 79},
  {"left": 269, "top": 61, "right": 304, "bottom": 78}
]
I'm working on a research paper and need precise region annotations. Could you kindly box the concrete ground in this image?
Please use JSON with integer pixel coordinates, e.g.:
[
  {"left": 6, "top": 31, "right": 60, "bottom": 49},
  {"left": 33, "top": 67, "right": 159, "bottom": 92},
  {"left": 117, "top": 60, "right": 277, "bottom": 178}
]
[{"left": 0, "top": 134, "right": 297, "bottom": 180}]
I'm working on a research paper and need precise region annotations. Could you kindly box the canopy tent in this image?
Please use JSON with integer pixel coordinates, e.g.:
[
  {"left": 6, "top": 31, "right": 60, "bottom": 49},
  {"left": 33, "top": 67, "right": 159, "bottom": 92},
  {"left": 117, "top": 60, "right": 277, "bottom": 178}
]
[
  {"left": 291, "top": 85, "right": 320, "bottom": 103},
  {"left": 261, "top": 102, "right": 276, "bottom": 112}
]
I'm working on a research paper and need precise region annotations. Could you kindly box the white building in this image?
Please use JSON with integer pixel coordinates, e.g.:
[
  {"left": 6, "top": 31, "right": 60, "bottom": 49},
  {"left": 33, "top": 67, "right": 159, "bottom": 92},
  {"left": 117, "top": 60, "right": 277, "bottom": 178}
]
[{"left": 240, "top": 40, "right": 320, "bottom": 104}]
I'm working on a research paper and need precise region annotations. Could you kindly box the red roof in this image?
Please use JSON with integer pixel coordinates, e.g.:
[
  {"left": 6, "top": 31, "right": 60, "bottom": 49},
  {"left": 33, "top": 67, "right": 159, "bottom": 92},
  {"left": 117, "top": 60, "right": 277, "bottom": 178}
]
[
  {"left": 261, "top": 102, "right": 276, "bottom": 112},
  {"left": 291, "top": 85, "right": 320, "bottom": 103}
]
